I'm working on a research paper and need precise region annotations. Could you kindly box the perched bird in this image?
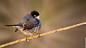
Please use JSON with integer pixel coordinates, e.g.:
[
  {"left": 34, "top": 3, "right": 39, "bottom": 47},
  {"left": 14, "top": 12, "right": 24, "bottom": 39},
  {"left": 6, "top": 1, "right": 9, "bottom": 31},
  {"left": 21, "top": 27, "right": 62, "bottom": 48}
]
[{"left": 5, "top": 10, "right": 41, "bottom": 41}]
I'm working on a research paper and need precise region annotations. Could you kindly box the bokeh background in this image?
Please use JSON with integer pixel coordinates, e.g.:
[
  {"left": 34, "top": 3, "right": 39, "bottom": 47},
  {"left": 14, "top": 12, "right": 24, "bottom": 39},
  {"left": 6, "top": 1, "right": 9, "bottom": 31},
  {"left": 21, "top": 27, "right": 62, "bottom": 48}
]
[{"left": 0, "top": 0, "right": 86, "bottom": 48}]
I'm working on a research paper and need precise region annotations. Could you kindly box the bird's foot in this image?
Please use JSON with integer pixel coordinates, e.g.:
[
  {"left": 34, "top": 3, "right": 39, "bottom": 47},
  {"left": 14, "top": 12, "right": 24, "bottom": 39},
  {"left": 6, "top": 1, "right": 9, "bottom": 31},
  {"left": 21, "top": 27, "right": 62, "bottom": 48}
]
[
  {"left": 25, "top": 35, "right": 27, "bottom": 41},
  {"left": 32, "top": 32, "right": 40, "bottom": 37},
  {"left": 37, "top": 33, "right": 40, "bottom": 37}
]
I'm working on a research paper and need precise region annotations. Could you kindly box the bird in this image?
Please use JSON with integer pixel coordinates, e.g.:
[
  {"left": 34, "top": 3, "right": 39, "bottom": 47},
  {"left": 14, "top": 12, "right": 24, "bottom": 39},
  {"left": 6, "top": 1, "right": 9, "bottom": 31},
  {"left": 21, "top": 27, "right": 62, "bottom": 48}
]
[{"left": 5, "top": 10, "right": 41, "bottom": 41}]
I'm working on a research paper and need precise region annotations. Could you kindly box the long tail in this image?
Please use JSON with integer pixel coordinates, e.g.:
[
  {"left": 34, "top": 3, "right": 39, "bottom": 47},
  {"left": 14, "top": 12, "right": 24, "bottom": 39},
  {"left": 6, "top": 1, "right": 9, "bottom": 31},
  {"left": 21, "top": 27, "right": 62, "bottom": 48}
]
[
  {"left": 5, "top": 24, "right": 21, "bottom": 26},
  {"left": 5, "top": 25, "right": 18, "bottom": 26}
]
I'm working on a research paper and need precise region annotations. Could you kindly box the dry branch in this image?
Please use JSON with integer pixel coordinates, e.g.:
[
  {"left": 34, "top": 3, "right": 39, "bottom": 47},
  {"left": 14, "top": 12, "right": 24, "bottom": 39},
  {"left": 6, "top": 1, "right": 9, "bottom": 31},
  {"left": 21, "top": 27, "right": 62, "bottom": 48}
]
[{"left": 0, "top": 22, "right": 86, "bottom": 48}]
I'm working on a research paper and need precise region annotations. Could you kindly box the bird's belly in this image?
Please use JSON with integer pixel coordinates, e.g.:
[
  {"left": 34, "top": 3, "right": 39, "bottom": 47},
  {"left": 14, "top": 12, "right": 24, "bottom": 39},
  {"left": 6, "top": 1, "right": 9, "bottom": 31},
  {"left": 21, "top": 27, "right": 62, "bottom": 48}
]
[
  {"left": 20, "top": 29, "right": 33, "bottom": 36},
  {"left": 16, "top": 26, "right": 40, "bottom": 36}
]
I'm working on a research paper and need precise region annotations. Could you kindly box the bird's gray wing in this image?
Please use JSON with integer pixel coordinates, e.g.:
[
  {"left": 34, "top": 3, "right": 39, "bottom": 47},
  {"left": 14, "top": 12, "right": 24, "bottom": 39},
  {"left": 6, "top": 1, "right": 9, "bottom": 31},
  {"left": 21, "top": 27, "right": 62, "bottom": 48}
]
[
  {"left": 21, "top": 13, "right": 33, "bottom": 23},
  {"left": 22, "top": 18, "right": 39, "bottom": 31}
]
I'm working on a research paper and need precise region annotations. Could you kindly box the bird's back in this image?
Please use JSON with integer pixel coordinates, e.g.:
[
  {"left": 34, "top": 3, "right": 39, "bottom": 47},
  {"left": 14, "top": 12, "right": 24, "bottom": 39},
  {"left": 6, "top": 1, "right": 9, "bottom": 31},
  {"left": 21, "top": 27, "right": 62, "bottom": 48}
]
[
  {"left": 21, "top": 13, "right": 39, "bottom": 24},
  {"left": 17, "top": 13, "right": 41, "bottom": 35}
]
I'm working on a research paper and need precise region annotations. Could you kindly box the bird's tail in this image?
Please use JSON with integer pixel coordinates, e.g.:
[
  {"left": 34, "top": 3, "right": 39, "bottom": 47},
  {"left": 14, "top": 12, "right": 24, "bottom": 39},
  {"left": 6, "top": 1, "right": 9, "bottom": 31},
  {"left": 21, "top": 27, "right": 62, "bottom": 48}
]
[{"left": 5, "top": 24, "right": 21, "bottom": 26}]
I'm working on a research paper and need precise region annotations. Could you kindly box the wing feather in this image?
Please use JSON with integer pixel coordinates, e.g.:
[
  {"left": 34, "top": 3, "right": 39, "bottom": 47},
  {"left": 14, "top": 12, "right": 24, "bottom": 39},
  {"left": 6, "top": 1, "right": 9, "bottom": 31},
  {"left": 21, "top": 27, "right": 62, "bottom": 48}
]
[
  {"left": 20, "top": 14, "right": 39, "bottom": 30},
  {"left": 22, "top": 18, "right": 39, "bottom": 31}
]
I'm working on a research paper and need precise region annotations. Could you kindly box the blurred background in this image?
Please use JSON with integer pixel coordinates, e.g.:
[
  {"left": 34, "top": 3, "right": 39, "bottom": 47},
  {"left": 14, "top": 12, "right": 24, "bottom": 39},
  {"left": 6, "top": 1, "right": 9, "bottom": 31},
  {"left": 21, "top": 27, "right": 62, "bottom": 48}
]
[{"left": 0, "top": 0, "right": 86, "bottom": 48}]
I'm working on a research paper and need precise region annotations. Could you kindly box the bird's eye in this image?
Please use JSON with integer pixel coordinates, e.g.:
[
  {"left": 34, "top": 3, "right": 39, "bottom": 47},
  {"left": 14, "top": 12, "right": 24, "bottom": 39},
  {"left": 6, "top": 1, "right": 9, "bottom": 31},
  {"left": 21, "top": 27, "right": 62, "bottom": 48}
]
[{"left": 34, "top": 15, "right": 36, "bottom": 17}]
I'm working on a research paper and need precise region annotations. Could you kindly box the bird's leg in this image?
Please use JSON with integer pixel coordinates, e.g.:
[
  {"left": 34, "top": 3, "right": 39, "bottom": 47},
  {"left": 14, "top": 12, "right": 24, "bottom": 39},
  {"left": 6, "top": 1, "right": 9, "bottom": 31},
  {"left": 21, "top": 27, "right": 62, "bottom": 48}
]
[
  {"left": 33, "top": 32, "right": 40, "bottom": 37},
  {"left": 25, "top": 35, "right": 27, "bottom": 41},
  {"left": 15, "top": 28, "right": 18, "bottom": 32},
  {"left": 37, "top": 33, "right": 40, "bottom": 37}
]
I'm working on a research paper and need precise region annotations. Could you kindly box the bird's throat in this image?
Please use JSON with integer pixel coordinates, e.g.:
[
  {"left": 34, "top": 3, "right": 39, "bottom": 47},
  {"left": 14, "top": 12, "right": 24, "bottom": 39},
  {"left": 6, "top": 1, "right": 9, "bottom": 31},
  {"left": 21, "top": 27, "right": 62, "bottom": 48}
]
[{"left": 35, "top": 16, "right": 40, "bottom": 20}]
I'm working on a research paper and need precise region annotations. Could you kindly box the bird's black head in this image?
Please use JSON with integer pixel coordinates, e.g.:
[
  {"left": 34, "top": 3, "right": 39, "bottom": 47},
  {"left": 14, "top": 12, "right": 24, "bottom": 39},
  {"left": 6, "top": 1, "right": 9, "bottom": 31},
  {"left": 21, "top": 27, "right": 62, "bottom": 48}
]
[{"left": 31, "top": 10, "right": 39, "bottom": 17}]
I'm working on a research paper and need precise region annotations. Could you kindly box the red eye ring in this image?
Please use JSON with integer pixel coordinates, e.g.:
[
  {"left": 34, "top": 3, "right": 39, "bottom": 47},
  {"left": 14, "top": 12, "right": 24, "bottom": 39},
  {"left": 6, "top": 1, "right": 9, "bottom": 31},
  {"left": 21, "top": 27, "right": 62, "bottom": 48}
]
[{"left": 34, "top": 15, "right": 36, "bottom": 17}]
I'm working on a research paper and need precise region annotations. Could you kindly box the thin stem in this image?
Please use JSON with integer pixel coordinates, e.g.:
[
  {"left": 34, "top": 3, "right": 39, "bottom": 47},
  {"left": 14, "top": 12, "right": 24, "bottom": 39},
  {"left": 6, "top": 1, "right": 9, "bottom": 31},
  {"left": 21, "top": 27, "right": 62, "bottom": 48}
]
[{"left": 0, "top": 22, "right": 86, "bottom": 48}]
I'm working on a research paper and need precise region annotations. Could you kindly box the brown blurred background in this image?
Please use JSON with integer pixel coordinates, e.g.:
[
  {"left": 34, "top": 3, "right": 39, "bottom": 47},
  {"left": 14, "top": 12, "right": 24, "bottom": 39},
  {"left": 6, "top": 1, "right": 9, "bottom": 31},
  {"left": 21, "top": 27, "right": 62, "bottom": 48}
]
[{"left": 0, "top": 0, "right": 86, "bottom": 48}]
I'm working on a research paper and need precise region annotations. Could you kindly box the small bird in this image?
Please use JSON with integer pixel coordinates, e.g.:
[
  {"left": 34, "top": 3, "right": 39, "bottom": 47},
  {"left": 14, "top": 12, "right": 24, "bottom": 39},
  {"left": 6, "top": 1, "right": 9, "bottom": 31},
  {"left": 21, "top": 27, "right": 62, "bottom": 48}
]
[{"left": 5, "top": 10, "right": 41, "bottom": 41}]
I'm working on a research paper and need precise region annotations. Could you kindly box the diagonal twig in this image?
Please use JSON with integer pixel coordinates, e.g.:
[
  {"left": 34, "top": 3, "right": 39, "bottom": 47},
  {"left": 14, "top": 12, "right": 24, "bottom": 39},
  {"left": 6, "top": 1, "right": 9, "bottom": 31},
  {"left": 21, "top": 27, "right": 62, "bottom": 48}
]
[{"left": 0, "top": 22, "right": 86, "bottom": 48}]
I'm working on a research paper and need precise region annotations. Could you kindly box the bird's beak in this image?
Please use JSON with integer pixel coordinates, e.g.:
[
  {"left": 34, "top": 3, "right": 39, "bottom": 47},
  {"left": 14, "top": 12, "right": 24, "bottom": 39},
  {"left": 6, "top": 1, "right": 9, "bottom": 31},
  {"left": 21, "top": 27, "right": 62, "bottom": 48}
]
[
  {"left": 37, "top": 15, "right": 42, "bottom": 17},
  {"left": 39, "top": 15, "right": 42, "bottom": 17},
  {"left": 39, "top": 15, "right": 42, "bottom": 16}
]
